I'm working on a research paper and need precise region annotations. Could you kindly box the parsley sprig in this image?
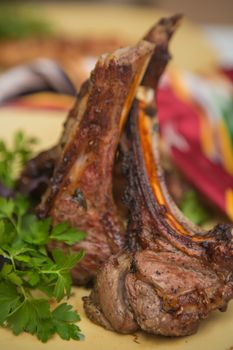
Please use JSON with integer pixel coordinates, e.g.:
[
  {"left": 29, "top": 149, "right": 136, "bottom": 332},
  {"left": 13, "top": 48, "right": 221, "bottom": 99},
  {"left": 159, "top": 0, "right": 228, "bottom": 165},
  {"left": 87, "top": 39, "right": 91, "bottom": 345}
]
[
  {"left": 0, "top": 131, "right": 37, "bottom": 189},
  {"left": 0, "top": 131, "right": 86, "bottom": 341},
  {"left": 0, "top": 192, "right": 86, "bottom": 342}
]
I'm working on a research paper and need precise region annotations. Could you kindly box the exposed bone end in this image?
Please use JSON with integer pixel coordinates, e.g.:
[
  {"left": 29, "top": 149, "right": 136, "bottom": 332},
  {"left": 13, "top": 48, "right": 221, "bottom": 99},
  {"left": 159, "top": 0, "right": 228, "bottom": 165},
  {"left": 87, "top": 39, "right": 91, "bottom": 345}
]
[
  {"left": 142, "top": 14, "right": 183, "bottom": 89},
  {"left": 144, "top": 14, "right": 183, "bottom": 45},
  {"left": 98, "top": 40, "right": 155, "bottom": 68}
]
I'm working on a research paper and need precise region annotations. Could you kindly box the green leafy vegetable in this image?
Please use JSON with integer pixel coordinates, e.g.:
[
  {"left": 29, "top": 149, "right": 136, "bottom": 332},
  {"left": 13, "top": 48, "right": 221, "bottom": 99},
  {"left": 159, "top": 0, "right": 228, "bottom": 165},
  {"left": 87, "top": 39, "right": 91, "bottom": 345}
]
[
  {"left": 180, "top": 190, "right": 210, "bottom": 225},
  {"left": 0, "top": 195, "right": 86, "bottom": 342},
  {"left": 0, "top": 131, "right": 38, "bottom": 188},
  {"left": 0, "top": 5, "right": 52, "bottom": 40}
]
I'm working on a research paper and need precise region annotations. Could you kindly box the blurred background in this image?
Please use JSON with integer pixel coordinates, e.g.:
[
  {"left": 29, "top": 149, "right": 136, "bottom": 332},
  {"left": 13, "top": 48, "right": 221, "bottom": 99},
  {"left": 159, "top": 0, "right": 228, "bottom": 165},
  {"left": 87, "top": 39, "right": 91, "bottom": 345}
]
[{"left": 0, "top": 0, "right": 233, "bottom": 227}]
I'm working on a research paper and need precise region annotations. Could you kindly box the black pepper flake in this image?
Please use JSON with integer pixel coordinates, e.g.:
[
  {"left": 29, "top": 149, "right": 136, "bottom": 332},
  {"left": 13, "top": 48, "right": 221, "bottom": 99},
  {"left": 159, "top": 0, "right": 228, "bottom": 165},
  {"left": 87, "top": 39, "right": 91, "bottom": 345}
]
[
  {"left": 171, "top": 287, "right": 177, "bottom": 293},
  {"left": 72, "top": 188, "right": 87, "bottom": 210},
  {"left": 144, "top": 105, "right": 157, "bottom": 118},
  {"left": 130, "top": 258, "right": 137, "bottom": 273}
]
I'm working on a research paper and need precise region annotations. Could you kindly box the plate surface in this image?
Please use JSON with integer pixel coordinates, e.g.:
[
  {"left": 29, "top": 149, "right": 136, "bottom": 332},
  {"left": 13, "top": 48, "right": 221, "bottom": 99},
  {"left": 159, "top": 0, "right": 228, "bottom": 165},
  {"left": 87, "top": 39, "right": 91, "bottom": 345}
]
[
  {"left": 0, "top": 109, "right": 233, "bottom": 350},
  {"left": 0, "top": 5, "right": 229, "bottom": 347}
]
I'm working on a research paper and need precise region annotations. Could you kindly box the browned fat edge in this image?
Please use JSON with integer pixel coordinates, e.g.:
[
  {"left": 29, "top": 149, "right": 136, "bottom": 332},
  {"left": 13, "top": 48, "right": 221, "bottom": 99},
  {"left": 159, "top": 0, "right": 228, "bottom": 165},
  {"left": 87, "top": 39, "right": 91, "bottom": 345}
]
[
  {"left": 130, "top": 100, "right": 208, "bottom": 258},
  {"left": 130, "top": 100, "right": 233, "bottom": 266}
]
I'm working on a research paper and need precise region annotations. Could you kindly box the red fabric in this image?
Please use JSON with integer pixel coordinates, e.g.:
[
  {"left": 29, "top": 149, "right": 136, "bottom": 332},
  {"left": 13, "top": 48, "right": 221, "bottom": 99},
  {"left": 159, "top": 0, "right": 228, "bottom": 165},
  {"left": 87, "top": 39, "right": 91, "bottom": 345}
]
[
  {"left": 157, "top": 85, "right": 233, "bottom": 215},
  {"left": 222, "top": 68, "right": 233, "bottom": 83}
]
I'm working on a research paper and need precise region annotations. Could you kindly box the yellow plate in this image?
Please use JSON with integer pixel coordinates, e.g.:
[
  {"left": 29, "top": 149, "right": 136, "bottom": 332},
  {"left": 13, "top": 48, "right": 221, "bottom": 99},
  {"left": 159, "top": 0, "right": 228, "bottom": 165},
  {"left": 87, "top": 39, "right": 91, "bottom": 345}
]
[
  {"left": 0, "top": 5, "right": 228, "bottom": 346},
  {"left": 0, "top": 108, "right": 233, "bottom": 350}
]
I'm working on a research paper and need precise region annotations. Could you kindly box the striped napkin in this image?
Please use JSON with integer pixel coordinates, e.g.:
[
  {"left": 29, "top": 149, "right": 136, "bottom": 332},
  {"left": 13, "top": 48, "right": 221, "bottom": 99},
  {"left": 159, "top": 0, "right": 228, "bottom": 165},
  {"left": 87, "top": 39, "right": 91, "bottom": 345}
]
[{"left": 158, "top": 68, "right": 233, "bottom": 219}]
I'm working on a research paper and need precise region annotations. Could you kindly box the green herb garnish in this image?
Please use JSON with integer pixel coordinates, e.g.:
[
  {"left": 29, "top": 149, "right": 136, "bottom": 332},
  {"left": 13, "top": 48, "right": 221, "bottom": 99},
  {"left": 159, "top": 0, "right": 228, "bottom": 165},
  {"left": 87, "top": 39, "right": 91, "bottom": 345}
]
[
  {"left": 0, "top": 132, "right": 86, "bottom": 342},
  {"left": 0, "top": 131, "right": 37, "bottom": 189},
  {"left": 0, "top": 195, "right": 86, "bottom": 342},
  {"left": 180, "top": 190, "right": 210, "bottom": 225},
  {"left": 0, "top": 5, "right": 52, "bottom": 40}
]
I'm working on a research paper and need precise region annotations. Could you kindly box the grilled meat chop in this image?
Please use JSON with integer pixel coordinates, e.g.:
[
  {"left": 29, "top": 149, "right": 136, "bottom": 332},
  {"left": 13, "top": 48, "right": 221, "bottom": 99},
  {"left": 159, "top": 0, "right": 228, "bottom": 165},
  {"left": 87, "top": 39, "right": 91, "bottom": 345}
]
[
  {"left": 83, "top": 18, "right": 233, "bottom": 336},
  {"left": 37, "top": 40, "right": 156, "bottom": 284},
  {"left": 84, "top": 87, "right": 233, "bottom": 337},
  {"left": 18, "top": 15, "right": 233, "bottom": 337},
  {"left": 19, "top": 15, "right": 180, "bottom": 285},
  {"left": 18, "top": 15, "right": 180, "bottom": 203}
]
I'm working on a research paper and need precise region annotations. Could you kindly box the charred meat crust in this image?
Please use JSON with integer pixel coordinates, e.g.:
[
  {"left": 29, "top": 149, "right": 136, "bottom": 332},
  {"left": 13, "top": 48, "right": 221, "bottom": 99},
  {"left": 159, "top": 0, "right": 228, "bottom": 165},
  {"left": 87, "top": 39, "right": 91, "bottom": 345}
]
[
  {"left": 36, "top": 40, "right": 156, "bottom": 284},
  {"left": 83, "top": 15, "right": 233, "bottom": 335},
  {"left": 17, "top": 15, "right": 182, "bottom": 203},
  {"left": 84, "top": 96, "right": 233, "bottom": 337},
  {"left": 126, "top": 100, "right": 233, "bottom": 269},
  {"left": 38, "top": 41, "right": 155, "bottom": 218}
]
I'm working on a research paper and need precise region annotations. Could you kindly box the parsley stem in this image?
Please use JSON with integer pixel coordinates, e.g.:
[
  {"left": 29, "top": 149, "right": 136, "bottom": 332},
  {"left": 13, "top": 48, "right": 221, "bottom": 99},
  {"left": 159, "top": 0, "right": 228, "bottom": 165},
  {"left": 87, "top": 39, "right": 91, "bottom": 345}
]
[
  {"left": 17, "top": 215, "right": 22, "bottom": 233},
  {"left": 8, "top": 215, "right": 19, "bottom": 235},
  {"left": 20, "top": 285, "right": 27, "bottom": 299},
  {"left": 7, "top": 286, "right": 28, "bottom": 317},
  {"left": 9, "top": 256, "right": 16, "bottom": 271},
  {"left": 39, "top": 270, "right": 62, "bottom": 278},
  {"left": 7, "top": 298, "right": 26, "bottom": 317}
]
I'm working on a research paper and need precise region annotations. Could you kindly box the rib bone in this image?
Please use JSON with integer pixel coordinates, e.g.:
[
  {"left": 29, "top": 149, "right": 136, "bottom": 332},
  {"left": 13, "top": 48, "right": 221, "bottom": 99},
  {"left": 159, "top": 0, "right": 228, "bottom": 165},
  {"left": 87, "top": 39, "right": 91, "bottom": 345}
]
[
  {"left": 37, "top": 40, "right": 156, "bottom": 284},
  {"left": 31, "top": 16, "right": 181, "bottom": 285}
]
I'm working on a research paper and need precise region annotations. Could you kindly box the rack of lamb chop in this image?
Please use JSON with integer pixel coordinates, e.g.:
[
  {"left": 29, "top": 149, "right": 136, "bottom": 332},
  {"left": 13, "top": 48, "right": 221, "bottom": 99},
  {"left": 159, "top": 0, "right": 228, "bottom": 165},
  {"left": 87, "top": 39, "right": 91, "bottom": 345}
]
[
  {"left": 19, "top": 15, "right": 181, "bottom": 285},
  {"left": 18, "top": 15, "right": 233, "bottom": 337},
  {"left": 83, "top": 33, "right": 233, "bottom": 336},
  {"left": 84, "top": 89, "right": 233, "bottom": 336}
]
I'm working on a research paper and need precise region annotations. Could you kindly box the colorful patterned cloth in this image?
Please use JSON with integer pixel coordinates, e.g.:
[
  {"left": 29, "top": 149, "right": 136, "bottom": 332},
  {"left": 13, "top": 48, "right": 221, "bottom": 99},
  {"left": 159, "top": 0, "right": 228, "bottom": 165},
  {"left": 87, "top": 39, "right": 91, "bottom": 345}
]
[{"left": 157, "top": 68, "right": 233, "bottom": 220}]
